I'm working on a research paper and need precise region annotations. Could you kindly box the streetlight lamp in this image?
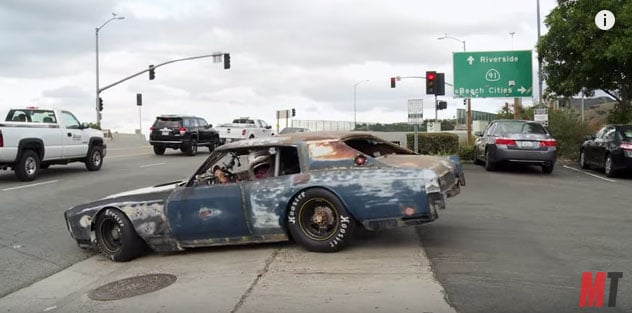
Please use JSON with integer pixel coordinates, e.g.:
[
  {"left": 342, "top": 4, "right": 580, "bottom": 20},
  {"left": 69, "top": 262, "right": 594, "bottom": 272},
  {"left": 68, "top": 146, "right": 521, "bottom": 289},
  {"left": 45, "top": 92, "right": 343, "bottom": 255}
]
[
  {"left": 353, "top": 80, "right": 369, "bottom": 130},
  {"left": 96, "top": 13, "right": 124, "bottom": 128},
  {"left": 437, "top": 33, "right": 466, "bottom": 52},
  {"left": 509, "top": 31, "right": 516, "bottom": 50}
]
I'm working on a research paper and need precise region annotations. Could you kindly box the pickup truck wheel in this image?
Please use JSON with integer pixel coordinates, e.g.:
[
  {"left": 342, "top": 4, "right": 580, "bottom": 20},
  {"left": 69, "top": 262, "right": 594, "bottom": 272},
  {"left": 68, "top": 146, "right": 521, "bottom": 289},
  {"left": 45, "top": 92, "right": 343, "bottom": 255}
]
[
  {"left": 153, "top": 145, "right": 166, "bottom": 155},
  {"left": 95, "top": 208, "right": 145, "bottom": 262},
  {"left": 287, "top": 189, "right": 356, "bottom": 252},
  {"left": 85, "top": 146, "right": 103, "bottom": 171},
  {"left": 15, "top": 150, "right": 40, "bottom": 181}
]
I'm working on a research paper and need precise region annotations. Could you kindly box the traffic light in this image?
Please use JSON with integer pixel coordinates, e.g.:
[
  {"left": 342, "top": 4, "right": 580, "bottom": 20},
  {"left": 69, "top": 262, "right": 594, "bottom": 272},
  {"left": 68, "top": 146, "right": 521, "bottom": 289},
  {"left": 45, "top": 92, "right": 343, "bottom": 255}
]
[
  {"left": 99, "top": 97, "right": 103, "bottom": 112},
  {"left": 149, "top": 65, "right": 155, "bottom": 80},
  {"left": 136, "top": 93, "right": 142, "bottom": 106},
  {"left": 425, "top": 71, "right": 436, "bottom": 95},
  {"left": 291, "top": 108, "right": 296, "bottom": 117},
  {"left": 223, "top": 53, "right": 230, "bottom": 69},
  {"left": 390, "top": 77, "right": 396, "bottom": 88},
  {"left": 435, "top": 73, "right": 445, "bottom": 96},
  {"left": 463, "top": 99, "right": 467, "bottom": 105},
  {"left": 436, "top": 101, "right": 447, "bottom": 110}
]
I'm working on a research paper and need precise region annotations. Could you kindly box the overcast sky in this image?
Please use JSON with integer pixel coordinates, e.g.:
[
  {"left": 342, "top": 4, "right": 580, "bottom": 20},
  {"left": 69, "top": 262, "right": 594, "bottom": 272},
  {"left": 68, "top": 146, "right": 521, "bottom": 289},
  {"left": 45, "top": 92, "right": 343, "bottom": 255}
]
[{"left": 0, "top": 0, "right": 558, "bottom": 133}]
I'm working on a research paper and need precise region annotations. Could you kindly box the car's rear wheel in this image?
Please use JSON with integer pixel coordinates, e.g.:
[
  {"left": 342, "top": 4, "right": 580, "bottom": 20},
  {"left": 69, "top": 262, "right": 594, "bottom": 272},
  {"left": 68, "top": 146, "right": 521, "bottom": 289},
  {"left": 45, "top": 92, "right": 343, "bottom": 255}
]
[
  {"left": 95, "top": 208, "right": 145, "bottom": 262},
  {"left": 287, "top": 189, "right": 356, "bottom": 252},
  {"left": 541, "top": 164, "right": 554, "bottom": 174},
  {"left": 579, "top": 150, "right": 589, "bottom": 169},
  {"left": 15, "top": 150, "right": 40, "bottom": 181},
  {"left": 604, "top": 154, "right": 617, "bottom": 177},
  {"left": 484, "top": 149, "right": 496, "bottom": 171},
  {"left": 472, "top": 147, "right": 483, "bottom": 165},
  {"left": 85, "top": 146, "right": 103, "bottom": 171},
  {"left": 184, "top": 139, "right": 198, "bottom": 156},
  {"left": 153, "top": 145, "right": 166, "bottom": 155}
]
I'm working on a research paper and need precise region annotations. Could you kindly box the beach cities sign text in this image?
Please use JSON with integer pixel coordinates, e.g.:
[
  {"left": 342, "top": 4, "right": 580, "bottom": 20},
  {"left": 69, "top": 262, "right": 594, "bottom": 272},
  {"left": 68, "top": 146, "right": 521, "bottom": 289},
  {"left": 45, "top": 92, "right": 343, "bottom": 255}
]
[{"left": 453, "top": 50, "right": 533, "bottom": 98}]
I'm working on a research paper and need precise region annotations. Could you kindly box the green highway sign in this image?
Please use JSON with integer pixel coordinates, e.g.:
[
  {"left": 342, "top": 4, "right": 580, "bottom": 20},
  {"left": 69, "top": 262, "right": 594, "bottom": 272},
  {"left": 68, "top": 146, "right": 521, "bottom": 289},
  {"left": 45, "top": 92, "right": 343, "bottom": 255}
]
[{"left": 453, "top": 50, "right": 532, "bottom": 98}]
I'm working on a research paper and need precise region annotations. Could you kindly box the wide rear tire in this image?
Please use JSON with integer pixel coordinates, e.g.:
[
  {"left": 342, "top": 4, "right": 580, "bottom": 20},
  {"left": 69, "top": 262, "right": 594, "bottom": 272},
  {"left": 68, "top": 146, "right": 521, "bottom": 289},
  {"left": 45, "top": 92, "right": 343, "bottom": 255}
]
[
  {"left": 153, "top": 145, "right": 166, "bottom": 155},
  {"left": 484, "top": 150, "right": 496, "bottom": 171},
  {"left": 287, "top": 189, "right": 356, "bottom": 252}
]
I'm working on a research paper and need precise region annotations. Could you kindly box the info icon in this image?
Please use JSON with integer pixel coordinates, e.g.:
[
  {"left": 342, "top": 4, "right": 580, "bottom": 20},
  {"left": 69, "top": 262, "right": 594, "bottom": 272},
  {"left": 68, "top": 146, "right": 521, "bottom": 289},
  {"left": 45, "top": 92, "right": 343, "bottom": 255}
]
[{"left": 595, "top": 10, "right": 615, "bottom": 30}]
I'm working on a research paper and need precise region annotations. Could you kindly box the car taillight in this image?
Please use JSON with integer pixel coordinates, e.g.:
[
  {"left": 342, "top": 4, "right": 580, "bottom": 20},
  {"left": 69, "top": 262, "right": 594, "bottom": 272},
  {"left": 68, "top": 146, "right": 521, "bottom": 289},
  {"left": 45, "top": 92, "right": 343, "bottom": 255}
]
[
  {"left": 621, "top": 142, "right": 632, "bottom": 150},
  {"left": 539, "top": 139, "right": 557, "bottom": 147},
  {"left": 179, "top": 127, "right": 186, "bottom": 135},
  {"left": 495, "top": 138, "right": 516, "bottom": 145},
  {"left": 242, "top": 129, "right": 247, "bottom": 136},
  {"left": 0, "top": 130, "right": 3, "bottom": 147}
]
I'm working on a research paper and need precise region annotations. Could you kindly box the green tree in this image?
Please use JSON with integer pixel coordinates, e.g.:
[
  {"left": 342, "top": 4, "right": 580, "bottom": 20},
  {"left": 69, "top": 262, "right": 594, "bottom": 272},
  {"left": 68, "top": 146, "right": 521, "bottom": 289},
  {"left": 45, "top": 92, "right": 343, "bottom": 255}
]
[{"left": 537, "top": 0, "right": 632, "bottom": 123}]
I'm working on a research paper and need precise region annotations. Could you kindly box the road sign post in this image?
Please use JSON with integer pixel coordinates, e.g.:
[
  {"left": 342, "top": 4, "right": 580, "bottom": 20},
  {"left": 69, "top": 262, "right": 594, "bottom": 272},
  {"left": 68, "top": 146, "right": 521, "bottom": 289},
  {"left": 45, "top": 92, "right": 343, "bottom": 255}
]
[
  {"left": 407, "top": 99, "right": 423, "bottom": 153},
  {"left": 453, "top": 50, "right": 533, "bottom": 98}
]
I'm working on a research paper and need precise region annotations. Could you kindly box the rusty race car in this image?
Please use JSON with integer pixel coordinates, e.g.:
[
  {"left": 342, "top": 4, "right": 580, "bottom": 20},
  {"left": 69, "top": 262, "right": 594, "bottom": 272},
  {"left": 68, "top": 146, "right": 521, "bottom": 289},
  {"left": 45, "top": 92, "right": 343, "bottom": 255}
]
[{"left": 64, "top": 132, "right": 465, "bottom": 261}]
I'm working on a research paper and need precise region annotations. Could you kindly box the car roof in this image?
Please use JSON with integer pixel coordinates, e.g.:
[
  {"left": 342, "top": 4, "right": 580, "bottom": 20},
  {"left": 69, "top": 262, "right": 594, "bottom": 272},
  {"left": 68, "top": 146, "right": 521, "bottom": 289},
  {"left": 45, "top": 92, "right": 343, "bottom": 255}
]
[
  {"left": 155, "top": 115, "right": 202, "bottom": 119},
  {"left": 216, "top": 131, "right": 405, "bottom": 150}
]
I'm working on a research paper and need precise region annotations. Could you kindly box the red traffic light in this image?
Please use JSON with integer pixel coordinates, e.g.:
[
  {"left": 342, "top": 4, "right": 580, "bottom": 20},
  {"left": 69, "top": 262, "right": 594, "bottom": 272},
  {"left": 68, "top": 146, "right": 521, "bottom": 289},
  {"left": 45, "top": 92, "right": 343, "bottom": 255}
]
[
  {"left": 427, "top": 72, "right": 435, "bottom": 81},
  {"left": 390, "top": 77, "right": 396, "bottom": 88}
]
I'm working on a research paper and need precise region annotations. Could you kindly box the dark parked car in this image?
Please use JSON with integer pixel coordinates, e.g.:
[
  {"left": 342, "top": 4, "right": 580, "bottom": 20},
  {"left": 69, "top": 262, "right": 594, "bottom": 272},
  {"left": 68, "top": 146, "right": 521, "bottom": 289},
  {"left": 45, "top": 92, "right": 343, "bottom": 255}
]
[
  {"left": 64, "top": 132, "right": 465, "bottom": 262},
  {"left": 473, "top": 119, "right": 557, "bottom": 173},
  {"left": 149, "top": 115, "right": 220, "bottom": 156},
  {"left": 580, "top": 124, "right": 632, "bottom": 177}
]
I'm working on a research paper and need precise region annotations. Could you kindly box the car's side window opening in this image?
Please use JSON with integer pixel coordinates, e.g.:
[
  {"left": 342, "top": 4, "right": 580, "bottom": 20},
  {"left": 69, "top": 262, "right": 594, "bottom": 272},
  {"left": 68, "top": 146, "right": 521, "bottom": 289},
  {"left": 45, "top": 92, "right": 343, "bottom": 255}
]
[
  {"left": 194, "top": 146, "right": 301, "bottom": 186},
  {"left": 344, "top": 138, "right": 414, "bottom": 157}
]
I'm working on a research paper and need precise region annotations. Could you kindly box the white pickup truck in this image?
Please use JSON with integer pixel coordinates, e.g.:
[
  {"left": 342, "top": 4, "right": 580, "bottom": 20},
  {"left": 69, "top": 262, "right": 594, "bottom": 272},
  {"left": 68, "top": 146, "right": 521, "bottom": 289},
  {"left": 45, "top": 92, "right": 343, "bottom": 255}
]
[
  {"left": 215, "top": 117, "right": 274, "bottom": 144},
  {"left": 0, "top": 108, "right": 106, "bottom": 181}
]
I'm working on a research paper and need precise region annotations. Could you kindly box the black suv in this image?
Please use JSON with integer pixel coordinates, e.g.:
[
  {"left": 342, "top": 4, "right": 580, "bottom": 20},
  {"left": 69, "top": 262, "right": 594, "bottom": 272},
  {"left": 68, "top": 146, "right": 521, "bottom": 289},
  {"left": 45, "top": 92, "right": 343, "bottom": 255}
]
[{"left": 149, "top": 115, "right": 220, "bottom": 156}]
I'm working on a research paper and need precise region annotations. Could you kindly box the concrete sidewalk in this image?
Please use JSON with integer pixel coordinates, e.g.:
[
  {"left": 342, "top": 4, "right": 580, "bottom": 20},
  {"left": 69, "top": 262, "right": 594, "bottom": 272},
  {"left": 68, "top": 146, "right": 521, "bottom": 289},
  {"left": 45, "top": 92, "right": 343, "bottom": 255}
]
[{"left": 0, "top": 228, "right": 456, "bottom": 313}]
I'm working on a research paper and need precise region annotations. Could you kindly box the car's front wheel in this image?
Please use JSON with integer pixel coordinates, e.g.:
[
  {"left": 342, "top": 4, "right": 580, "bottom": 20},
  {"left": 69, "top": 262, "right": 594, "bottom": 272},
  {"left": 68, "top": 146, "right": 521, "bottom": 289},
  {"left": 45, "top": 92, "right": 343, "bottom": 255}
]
[
  {"left": 579, "top": 150, "right": 589, "bottom": 169},
  {"left": 95, "top": 208, "right": 145, "bottom": 262},
  {"left": 287, "top": 189, "right": 356, "bottom": 252},
  {"left": 85, "top": 146, "right": 103, "bottom": 171}
]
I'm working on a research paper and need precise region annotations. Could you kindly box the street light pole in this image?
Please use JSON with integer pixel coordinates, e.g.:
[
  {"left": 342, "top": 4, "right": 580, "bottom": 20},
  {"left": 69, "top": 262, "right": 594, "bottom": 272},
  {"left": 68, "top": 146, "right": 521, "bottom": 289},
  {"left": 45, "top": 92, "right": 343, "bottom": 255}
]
[
  {"left": 437, "top": 33, "right": 472, "bottom": 144},
  {"left": 353, "top": 80, "right": 369, "bottom": 130},
  {"left": 96, "top": 13, "right": 124, "bottom": 128}
]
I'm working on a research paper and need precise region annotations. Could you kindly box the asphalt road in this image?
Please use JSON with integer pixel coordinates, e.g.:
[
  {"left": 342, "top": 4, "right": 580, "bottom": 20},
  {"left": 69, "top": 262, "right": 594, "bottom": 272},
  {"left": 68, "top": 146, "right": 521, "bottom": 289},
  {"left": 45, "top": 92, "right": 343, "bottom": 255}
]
[
  {"left": 2, "top": 135, "right": 632, "bottom": 312},
  {"left": 418, "top": 163, "right": 632, "bottom": 313},
  {"left": 0, "top": 135, "right": 212, "bottom": 297}
]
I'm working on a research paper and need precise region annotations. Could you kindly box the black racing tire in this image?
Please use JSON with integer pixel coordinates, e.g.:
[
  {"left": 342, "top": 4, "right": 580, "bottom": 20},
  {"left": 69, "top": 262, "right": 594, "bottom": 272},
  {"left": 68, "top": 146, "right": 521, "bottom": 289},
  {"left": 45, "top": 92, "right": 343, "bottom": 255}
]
[
  {"left": 604, "top": 154, "right": 617, "bottom": 177},
  {"left": 184, "top": 139, "right": 198, "bottom": 156},
  {"left": 153, "top": 145, "right": 166, "bottom": 155},
  {"left": 484, "top": 149, "right": 496, "bottom": 171},
  {"left": 15, "top": 150, "right": 40, "bottom": 181},
  {"left": 85, "top": 146, "right": 103, "bottom": 171},
  {"left": 579, "top": 149, "right": 589, "bottom": 169},
  {"left": 94, "top": 208, "right": 145, "bottom": 262},
  {"left": 287, "top": 188, "right": 356, "bottom": 252}
]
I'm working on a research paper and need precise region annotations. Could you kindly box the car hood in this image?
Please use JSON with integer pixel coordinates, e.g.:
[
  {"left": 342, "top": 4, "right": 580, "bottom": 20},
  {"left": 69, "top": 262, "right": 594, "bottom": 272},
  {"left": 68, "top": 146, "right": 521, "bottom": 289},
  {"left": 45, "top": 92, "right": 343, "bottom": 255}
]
[{"left": 102, "top": 180, "right": 186, "bottom": 200}]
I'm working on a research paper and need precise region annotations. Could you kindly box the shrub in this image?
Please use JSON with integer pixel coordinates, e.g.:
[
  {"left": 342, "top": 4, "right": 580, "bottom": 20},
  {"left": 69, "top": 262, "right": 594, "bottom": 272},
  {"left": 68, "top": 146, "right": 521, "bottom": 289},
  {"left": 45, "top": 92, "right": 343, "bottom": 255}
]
[
  {"left": 457, "top": 144, "right": 475, "bottom": 162},
  {"left": 406, "top": 132, "right": 459, "bottom": 155},
  {"left": 547, "top": 109, "right": 593, "bottom": 160}
]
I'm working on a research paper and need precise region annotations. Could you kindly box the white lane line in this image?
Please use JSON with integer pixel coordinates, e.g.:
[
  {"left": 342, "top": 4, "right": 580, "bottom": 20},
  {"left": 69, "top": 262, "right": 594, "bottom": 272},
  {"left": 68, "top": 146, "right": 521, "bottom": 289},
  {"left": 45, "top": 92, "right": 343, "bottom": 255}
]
[
  {"left": 140, "top": 163, "right": 165, "bottom": 168},
  {"left": 563, "top": 165, "right": 617, "bottom": 183},
  {"left": 2, "top": 179, "right": 59, "bottom": 191}
]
